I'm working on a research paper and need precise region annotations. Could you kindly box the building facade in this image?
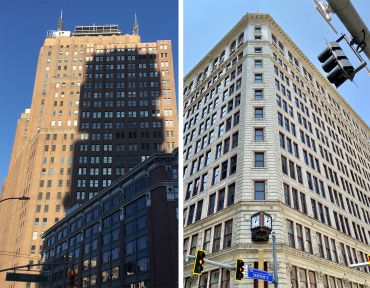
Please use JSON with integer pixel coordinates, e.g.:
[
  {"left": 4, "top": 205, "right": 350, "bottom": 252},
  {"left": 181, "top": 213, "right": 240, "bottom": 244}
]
[
  {"left": 42, "top": 151, "right": 178, "bottom": 288},
  {"left": 183, "top": 13, "right": 370, "bottom": 288},
  {"left": 0, "top": 15, "right": 178, "bottom": 288}
]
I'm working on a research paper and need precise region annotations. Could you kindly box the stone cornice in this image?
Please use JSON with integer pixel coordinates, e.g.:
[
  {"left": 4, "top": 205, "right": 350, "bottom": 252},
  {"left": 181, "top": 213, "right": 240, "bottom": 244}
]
[{"left": 184, "top": 13, "right": 271, "bottom": 84}]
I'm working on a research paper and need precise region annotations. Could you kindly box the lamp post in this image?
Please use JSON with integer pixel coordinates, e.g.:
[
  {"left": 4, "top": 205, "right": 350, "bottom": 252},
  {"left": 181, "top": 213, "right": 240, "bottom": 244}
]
[
  {"left": 250, "top": 212, "right": 278, "bottom": 288},
  {"left": 0, "top": 196, "right": 30, "bottom": 204}
]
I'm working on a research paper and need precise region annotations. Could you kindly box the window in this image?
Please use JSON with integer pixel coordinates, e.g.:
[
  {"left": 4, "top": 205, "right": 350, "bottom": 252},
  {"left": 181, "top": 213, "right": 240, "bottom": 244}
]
[
  {"left": 217, "top": 189, "right": 225, "bottom": 211},
  {"left": 289, "top": 161, "right": 296, "bottom": 180},
  {"left": 187, "top": 205, "right": 195, "bottom": 225},
  {"left": 300, "top": 193, "right": 307, "bottom": 214},
  {"left": 298, "top": 269, "right": 307, "bottom": 288},
  {"left": 215, "top": 143, "right": 222, "bottom": 159},
  {"left": 255, "top": 128, "right": 264, "bottom": 141},
  {"left": 254, "top": 47, "right": 262, "bottom": 53},
  {"left": 281, "top": 155, "right": 288, "bottom": 174},
  {"left": 255, "top": 89, "right": 264, "bottom": 99},
  {"left": 255, "top": 181, "right": 266, "bottom": 200},
  {"left": 210, "top": 270, "right": 220, "bottom": 288},
  {"left": 230, "top": 155, "right": 237, "bottom": 174},
  {"left": 227, "top": 183, "right": 235, "bottom": 206},
  {"left": 221, "top": 161, "right": 228, "bottom": 180},
  {"left": 190, "top": 234, "right": 198, "bottom": 256},
  {"left": 221, "top": 269, "right": 230, "bottom": 288},
  {"left": 201, "top": 173, "right": 208, "bottom": 192},
  {"left": 331, "top": 239, "right": 338, "bottom": 262},
  {"left": 291, "top": 266, "right": 298, "bottom": 288},
  {"left": 203, "top": 229, "right": 211, "bottom": 253},
  {"left": 279, "top": 133, "right": 285, "bottom": 148},
  {"left": 212, "top": 166, "right": 220, "bottom": 185},
  {"left": 232, "top": 132, "right": 239, "bottom": 148},
  {"left": 195, "top": 200, "right": 203, "bottom": 222},
  {"left": 255, "top": 73, "right": 263, "bottom": 82},
  {"left": 223, "top": 220, "right": 233, "bottom": 248},
  {"left": 309, "top": 271, "right": 317, "bottom": 288},
  {"left": 254, "top": 152, "right": 265, "bottom": 168},
  {"left": 296, "top": 224, "right": 304, "bottom": 251},
  {"left": 255, "top": 59, "right": 263, "bottom": 68},
  {"left": 199, "top": 273, "right": 208, "bottom": 288},
  {"left": 277, "top": 112, "right": 283, "bottom": 126},
  {"left": 212, "top": 224, "right": 222, "bottom": 252},
  {"left": 317, "top": 232, "right": 324, "bottom": 258},
  {"left": 284, "top": 183, "right": 291, "bottom": 205},
  {"left": 208, "top": 194, "right": 216, "bottom": 216},
  {"left": 255, "top": 107, "right": 264, "bottom": 118},
  {"left": 292, "top": 188, "right": 299, "bottom": 210},
  {"left": 324, "top": 236, "right": 331, "bottom": 261},
  {"left": 287, "top": 220, "right": 295, "bottom": 248},
  {"left": 305, "top": 227, "right": 313, "bottom": 253},
  {"left": 311, "top": 199, "right": 318, "bottom": 219},
  {"left": 223, "top": 138, "right": 230, "bottom": 154}
]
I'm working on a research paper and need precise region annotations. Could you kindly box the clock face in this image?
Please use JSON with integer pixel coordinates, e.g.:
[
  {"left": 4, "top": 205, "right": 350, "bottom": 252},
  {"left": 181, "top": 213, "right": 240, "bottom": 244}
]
[
  {"left": 263, "top": 215, "right": 272, "bottom": 229},
  {"left": 251, "top": 215, "right": 260, "bottom": 229}
]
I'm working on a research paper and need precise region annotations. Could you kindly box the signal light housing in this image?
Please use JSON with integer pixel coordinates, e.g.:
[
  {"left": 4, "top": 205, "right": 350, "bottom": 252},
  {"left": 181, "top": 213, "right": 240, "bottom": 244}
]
[
  {"left": 68, "top": 268, "right": 76, "bottom": 287},
  {"left": 193, "top": 249, "right": 206, "bottom": 275},
  {"left": 235, "top": 259, "right": 245, "bottom": 281},
  {"left": 318, "top": 41, "right": 354, "bottom": 88}
]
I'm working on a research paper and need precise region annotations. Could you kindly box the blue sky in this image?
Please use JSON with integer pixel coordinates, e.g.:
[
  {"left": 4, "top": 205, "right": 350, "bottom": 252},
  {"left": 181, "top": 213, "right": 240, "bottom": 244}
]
[
  {"left": 0, "top": 0, "right": 178, "bottom": 184},
  {"left": 184, "top": 0, "right": 370, "bottom": 125}
]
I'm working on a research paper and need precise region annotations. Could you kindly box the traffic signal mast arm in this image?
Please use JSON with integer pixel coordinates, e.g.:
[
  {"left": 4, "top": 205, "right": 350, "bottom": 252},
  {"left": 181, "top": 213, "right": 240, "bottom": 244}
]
[
  {"left": 349, "top": 254, "right": 370, "bottom": 268},
  {"left": 314, "top": 0, "right": 370, "bottom": 62},
  {"left": 0, "top": 263, "right": 51, "bottom": 273},
  {"left": 327, "top": 0, "right": 370, "bottom": 61},
  {"left": 348, "top": 262, "right": 370, "bottom": 268},
  {"left": 187, "top": 254, "right": 235, "bottom": 270}
]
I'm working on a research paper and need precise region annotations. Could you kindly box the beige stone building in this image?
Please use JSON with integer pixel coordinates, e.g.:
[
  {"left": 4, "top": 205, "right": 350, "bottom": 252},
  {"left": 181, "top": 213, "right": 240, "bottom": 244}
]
[
  {"left": 183, "top": 13, "right": 370, "bottom": 287},
  {"left": 0, "top": 15, "right": 178, "bottom": 288}
]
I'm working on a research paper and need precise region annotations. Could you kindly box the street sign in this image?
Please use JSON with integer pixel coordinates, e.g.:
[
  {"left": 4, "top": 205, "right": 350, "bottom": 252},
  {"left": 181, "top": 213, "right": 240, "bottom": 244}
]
[
  {"left": 247, "top": 268, "right": 274, "bottom": 282},
  {"left": 6, "top": 272, "right": 48, "bottom": 283}
]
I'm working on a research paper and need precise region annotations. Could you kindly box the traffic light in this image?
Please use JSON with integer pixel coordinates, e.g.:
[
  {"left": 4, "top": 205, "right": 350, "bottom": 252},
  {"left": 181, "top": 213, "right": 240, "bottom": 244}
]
[
  {"left": 193, "top": 249, "right": 206, "bottom": 275},
  {"left": 235, "top": 259, "right": 244, "bottom": 281},
  {"left": 318, "top": 41, "right": 354, "bottom": 87},
  {"left": 367, "top": 254, "right": 370, "bottom": 265},
  {"left": 68, "top": 268, "right": 76, "bottom": 287}
]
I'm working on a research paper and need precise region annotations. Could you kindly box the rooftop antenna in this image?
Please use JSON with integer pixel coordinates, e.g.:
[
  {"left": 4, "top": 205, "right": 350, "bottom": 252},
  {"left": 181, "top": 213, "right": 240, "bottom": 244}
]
[
  {"left": 57, "top": 10, "right": 63, "bottom": 31},
  {"left": 133, "top": 13, "right": 139, "bottom": 35}
]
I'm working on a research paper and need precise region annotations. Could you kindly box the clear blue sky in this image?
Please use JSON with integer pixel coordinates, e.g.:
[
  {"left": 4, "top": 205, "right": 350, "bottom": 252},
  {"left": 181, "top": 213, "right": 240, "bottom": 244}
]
[
  {"left": 0, "top": 0, "right": 178, "bottom": 184},
  {"left": 184, "top": 0, "right": 370, "bottom": 126}
]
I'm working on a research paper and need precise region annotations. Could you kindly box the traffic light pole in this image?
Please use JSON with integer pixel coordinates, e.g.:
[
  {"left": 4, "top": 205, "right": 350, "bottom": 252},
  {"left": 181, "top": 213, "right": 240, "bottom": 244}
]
[{"left": 186, "top": 255, "right": 235, "bottom": 270}]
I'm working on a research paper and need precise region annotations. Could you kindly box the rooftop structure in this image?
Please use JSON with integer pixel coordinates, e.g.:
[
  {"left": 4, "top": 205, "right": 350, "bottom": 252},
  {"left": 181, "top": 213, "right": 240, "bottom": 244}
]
[{"left": 73, "top": 24, "right": 121, "bottom": 36}]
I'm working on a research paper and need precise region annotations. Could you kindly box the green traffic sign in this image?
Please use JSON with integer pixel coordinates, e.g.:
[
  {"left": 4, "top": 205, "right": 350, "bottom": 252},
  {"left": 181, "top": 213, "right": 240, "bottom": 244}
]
[{"left": 6, "top": 272, "right": 48, "bottom": 283}]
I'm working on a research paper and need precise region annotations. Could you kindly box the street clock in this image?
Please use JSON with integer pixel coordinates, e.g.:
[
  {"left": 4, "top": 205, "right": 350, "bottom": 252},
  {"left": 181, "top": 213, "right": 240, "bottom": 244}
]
[{"left": 250, "top": 212, "right": 272, "bottom": 242}]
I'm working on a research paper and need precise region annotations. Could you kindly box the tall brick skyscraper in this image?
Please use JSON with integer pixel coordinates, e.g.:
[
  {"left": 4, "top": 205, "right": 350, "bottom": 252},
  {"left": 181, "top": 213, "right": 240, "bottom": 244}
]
[{"left": 0, "top": 14, "right": 178, "bottom": 287}]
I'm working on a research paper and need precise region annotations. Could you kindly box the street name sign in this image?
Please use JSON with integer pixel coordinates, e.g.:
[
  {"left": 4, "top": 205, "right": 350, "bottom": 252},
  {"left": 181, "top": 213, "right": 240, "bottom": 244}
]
[
  {"left": 6, "top": 272, "right": 48, "bottom": 283},
  {"left": 247, "top": 268, "right": 274, "bottom": 282}
]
